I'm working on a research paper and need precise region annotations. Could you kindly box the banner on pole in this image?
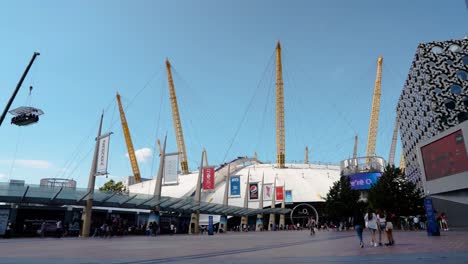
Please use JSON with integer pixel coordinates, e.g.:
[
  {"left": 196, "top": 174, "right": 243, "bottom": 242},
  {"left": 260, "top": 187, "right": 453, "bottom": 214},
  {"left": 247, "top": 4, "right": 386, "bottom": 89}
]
[
  {"left": 163, "top": 153, "right": 179, "bottom": 185},
  {"left": 263, "top": 183, "right": 273, "bottom": 201},
  {"left": 203, "top": 167, "right": 215, "bottom": 191},
  {"left": 276, "top": 186, "right": 284, "bottom": 201},
  {"left": 96, "top": 133, "right": 112, "bottom": 176},
  {"left": 285, "top": 190, "right": 293, "bottom": 204},
  {"left": 249, "top": 182, "right": 259, "bottom": 200},
  {"left": 229, "top": 175, "right": 241, "bottom": 197}
]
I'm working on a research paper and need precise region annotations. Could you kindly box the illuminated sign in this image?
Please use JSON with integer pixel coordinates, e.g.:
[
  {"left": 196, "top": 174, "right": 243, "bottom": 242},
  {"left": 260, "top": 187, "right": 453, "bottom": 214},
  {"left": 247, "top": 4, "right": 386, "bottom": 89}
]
[
  {"left": 349, "top": 172, "right": 382, "bottom": 190},
  {"left": 421, "top": 130, "right": 468, "bottom": 181}
]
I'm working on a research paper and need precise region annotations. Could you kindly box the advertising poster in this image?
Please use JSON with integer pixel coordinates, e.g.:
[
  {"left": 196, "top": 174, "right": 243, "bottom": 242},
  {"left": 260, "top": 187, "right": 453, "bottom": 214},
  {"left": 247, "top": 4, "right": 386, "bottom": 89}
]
[
  {"left": 229, "top": 175, "right": 241, "bottom": 197},
  {"left": 349, "top": 172, "right": 382, "bottom": 190},
  {"left": 421, "top": 130, "right": 468, "bottom": 181},
  {"left": 219, "top": 216, "right": 227, "bottom": 233},
  {"left": 263, "top": 183, "right": 273, "bottom": 201},
  {"left": 203, "top": 167, "right": 215, "bottom": 191},
  {"left": 249, "top": 182, "right": 259, "bottom": 200},
  {"left": 163, "top": 153, "right": 179, "bottom": 185},
  {"left": 276, "top": 186, "right": 284, "bottom": 201},
  {"left": 285, "top": 190, "right": 293, "bottom": 204},
  {"left": 256, "top": 218, "right": 264, "bottom": 231},
  {"left": 0, "top": 209, "right": 10, "bottom": 236}
]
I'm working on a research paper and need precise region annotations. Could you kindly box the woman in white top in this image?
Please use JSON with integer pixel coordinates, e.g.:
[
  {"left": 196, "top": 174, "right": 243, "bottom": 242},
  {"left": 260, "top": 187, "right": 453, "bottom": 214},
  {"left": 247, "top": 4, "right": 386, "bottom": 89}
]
[
  {"left": 376, "top": 210, "right": 386, "bottom": 246},
  {"left": 364, "top": 208, "right": 378, "bottom": 247}
]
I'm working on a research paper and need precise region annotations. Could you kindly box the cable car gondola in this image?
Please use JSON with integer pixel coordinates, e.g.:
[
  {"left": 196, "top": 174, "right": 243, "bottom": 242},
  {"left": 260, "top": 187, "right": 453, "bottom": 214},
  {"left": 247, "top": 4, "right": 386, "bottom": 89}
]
[{"left": 9, "top": 106, "right": 44, "bottom": 126}]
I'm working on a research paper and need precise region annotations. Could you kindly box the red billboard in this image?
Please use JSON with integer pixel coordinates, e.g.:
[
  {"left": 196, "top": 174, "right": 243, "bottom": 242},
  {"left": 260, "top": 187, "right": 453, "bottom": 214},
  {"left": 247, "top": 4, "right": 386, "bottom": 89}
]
[
  {"left": 203, "top": 167, "right": 215, "bottom": 191},
  {"left": 275, "top": 186, "right": 284, "bottom": 201},
  {"left": 421, "top": 130, "right": 468, "bottom": 181}
]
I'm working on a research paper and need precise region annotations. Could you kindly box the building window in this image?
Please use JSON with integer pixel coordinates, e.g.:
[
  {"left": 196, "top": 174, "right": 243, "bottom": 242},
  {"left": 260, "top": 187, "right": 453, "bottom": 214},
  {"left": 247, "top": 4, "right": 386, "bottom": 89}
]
[
  {"left": 457, "top": 70, "right": 467, "bottom": 81},
  {"left": 450, "top": 84, "right": 463, "bottom": 95},
  {"left": 448, "top": 44, "right": 461, "bottom": 53},
  {"left": 458, "top": 112, "right": 468, "bottom": 123},
  {"left": 444, "top": 98, "right": 456, "bottom": 110},
  {"left": 431, "top": 46, "right": 443, "bottom": 54}
]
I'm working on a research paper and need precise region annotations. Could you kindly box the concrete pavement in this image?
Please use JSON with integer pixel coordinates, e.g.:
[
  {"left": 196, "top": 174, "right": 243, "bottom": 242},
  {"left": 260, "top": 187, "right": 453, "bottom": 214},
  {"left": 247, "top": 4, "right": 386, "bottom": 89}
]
[{"left": 0, "top": 230, "right": 467, "bottom": 263}]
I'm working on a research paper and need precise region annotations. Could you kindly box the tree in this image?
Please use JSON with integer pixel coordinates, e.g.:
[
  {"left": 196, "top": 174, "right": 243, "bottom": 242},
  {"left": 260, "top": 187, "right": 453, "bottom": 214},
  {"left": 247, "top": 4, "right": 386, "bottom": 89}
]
[
  {"left": 325, "top": 177, "right": 362, "bottom": 221},
  {"left": 368, "top": 165, "right": 424, "bottom": 216},
  {"left": 99, "top": 179, "right": 127, "bottom": 193}
]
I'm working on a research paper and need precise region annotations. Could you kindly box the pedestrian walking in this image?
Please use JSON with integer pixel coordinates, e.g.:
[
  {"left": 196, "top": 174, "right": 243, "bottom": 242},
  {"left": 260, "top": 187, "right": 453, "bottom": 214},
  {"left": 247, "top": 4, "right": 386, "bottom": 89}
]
[
  {"left": 353, "top": 208, "right": 365, "bottom": 248},
  {"left": 377, "top": 210, "right": 386, "bottom": 246},
  {"left": 40, "top": 220, "right": 46, "bottom": 238},
  {"left": 55, "top": 219, "right": 62, "bottom": 238},
  {"left": 364, "top": 208, "right": 378, "bottom": 247},
  {"left": 385, "top": 212, "right": 395, "bottom": 246},
  {"left": 441, "top": 213, "right": 449, "bottom": 231}
]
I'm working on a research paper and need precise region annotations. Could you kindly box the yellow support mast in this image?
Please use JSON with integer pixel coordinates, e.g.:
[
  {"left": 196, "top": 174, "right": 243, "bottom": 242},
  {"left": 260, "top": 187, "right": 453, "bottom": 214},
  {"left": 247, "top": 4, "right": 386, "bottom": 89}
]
[
  {"left": 365, "top": 56, "right": 383, "bottom": 158},
  {"left": 276, "top": 41, "right": 286, "bottom": 168},
  {"left": 166, "top": 59, "right": 189, "bottom": 175},
  {"left": 116, "top": 93, "right": 142, "bottom": 183},
  {"left": 399, "top": 152, "right": 406, "bottom": 170}
]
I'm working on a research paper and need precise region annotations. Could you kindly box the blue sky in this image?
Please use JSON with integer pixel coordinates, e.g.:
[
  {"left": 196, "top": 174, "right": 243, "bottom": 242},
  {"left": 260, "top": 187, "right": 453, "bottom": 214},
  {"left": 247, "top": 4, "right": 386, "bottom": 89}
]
[{"left": 0, "top": 0, "right": 466, "bottom": 187}]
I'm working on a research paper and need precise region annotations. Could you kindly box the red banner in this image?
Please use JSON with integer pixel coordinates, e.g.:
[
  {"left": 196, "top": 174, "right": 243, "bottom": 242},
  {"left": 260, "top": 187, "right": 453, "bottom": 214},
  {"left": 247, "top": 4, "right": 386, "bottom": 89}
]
[
  {"left": 275, "top": 186, "right": 284, "bottom": 201},
  {"left": 203, "top": 167, "right": 215, "bottom": 191}
]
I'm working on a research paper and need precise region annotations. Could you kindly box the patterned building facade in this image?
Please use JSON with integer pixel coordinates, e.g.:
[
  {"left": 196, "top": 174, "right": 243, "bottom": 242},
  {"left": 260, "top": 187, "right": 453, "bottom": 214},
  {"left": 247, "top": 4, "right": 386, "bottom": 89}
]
[{"left": 397, "top": 38, "right": 468, "bottom": 189}]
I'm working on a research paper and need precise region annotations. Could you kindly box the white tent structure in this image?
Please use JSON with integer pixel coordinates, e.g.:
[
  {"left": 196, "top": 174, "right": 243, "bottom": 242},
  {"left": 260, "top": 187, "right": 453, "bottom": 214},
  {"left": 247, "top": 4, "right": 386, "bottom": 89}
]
[{"left": 128, "top": 159, "right": 340, "bottom": 208}]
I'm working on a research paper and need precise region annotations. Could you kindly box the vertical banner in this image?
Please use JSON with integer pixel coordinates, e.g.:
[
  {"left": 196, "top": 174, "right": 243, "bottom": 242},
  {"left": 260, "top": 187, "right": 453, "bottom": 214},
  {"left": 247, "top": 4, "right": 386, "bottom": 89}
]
[
  {"left": 229, "top": 175, "right": 241, "bottom": 197},
  {"left": 263, "top": 183, "right": 273, "bottom": 201},
  {"left": 163, "top": 153, "right": 179, "bottom": 185},
  {"left": 249, "top": 182, "right": 259, "bottom": 200},
  {"left": 285, "top": 190, "right": 293, "bottom": 204},
  {"left": 208, "top": 215, "right": 214, "bottom": 235},
  {"left": 96, "top": 133, "right": 111, "bottom": 176},
  {"left": 276, "top": 186, "right": 284, "bottom": 201},
  {"left": 424, "top": 198, "right": 440, "bottom": 236},
  {"left": 203, "top": 167, "right": 215, "bottom": 191}
]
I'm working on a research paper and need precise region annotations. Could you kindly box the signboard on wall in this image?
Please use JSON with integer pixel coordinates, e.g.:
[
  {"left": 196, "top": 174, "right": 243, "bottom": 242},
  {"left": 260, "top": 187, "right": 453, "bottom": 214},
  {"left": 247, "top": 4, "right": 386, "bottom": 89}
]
[
  {"left": 229, "top": 175, "right": 241, "bottom": 197},
  {"left": 421, "top": 130, "right": 468, "bottom": 181},
  {"left": 249, "top": 182, "right": 259, "bottom": 200},
  {"left": 203, "top": 167, "right": 215, "bottom": 191}
]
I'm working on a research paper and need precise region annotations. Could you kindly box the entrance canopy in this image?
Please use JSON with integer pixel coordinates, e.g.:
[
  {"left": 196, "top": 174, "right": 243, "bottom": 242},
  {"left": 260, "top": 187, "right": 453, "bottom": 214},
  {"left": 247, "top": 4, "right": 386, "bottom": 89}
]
[{"left": 0, "top": 182, "right": 290, "bottom": 216}]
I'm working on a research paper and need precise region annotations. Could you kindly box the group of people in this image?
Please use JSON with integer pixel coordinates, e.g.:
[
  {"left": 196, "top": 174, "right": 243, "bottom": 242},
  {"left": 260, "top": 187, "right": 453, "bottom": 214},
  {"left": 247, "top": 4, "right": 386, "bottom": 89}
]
[{"left": 353, "top": 208, "right": 395, "bottom": 248}]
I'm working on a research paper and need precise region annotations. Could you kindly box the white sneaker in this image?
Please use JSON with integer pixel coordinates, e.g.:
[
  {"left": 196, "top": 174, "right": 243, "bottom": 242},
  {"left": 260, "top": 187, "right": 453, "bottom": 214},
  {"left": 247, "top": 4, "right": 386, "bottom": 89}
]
[{"left": 374, "top": 242, "right": 378, "bottom": 247}]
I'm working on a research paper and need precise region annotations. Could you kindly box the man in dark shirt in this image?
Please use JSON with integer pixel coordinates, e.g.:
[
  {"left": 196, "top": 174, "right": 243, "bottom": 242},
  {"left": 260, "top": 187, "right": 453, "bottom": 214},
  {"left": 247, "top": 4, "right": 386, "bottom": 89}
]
[{"left": 353, "top": 209, "right": 365, "bottom": 248}]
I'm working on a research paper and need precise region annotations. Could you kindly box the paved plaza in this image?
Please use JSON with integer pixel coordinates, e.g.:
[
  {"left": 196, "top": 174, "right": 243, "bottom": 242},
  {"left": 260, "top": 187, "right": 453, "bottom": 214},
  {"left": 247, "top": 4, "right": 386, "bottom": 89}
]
[{"left": 1, "top": 230, "right": 467, "bottom": 264}]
